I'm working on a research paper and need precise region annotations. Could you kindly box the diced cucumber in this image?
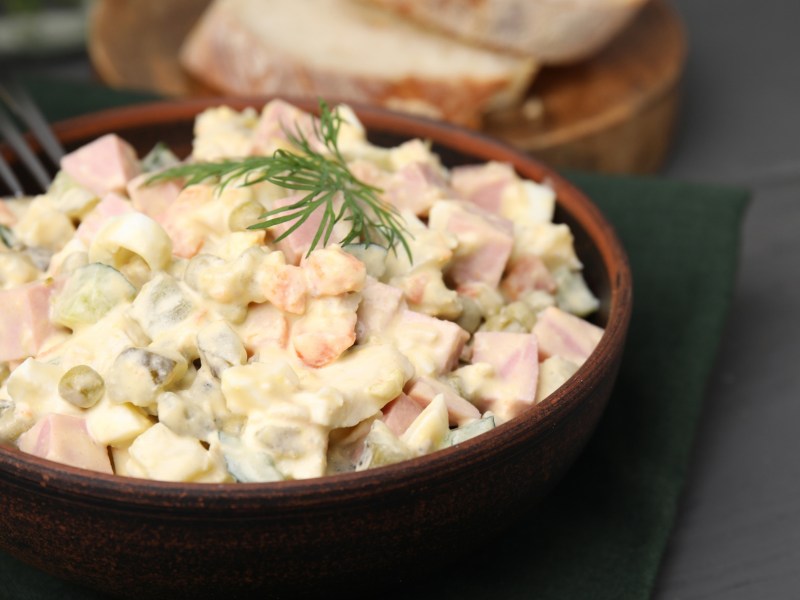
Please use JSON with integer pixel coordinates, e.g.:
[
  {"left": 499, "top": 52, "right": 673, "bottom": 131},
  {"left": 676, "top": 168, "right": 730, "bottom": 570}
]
[
  {"left": 141, "top": 142, "right": 180, "bottom": 173},
  {"left": 219, "top": 432, "right": 284, "bottom": 483},
  {"left": 107, "top": 347, "right": 187, "bottom": 407},
  {"left": 355, "top": 420, "right": 414, "bottom": 471},
  {"left": 0, "top": 224, "right": 18, "bottom": 249},
  {"left": 52, "top": 262, "right": 136, "bottom": 329},
  {"left": 342, "top": 243, "right": 388, "bottom": 278},
  {"left": 229, "top": 200, "right": 265, "bottom": 232},
  {"left": 197, "top": 321, "right": 247, "bottom": 378},
  {"left": 553, "top": 265, "right": 600, "bottom": 317},
  {"left": 445, "top": 416, "right": 496, "bottom": 447},
  {"left": 129, "top": 274, "right": 193, "bottom": 338}
]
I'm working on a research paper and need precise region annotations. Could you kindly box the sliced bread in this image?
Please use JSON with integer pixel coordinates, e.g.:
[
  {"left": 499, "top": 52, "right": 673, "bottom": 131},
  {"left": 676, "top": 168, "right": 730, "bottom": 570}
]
[
  {"left": 358, "top": 0, "right": 649, "bottom": 64},
  {"left": 179, "top": 0, "right": 538, "bottom": 127}
]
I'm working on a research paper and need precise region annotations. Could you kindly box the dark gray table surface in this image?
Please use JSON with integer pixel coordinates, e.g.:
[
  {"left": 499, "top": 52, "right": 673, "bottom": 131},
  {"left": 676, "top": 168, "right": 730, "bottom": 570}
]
[
  {"left": 1, "top": 2, "right": 797, "bottom": 597},
  {"left": 655, "top": 1, "right": 800, "bottom": 598}
]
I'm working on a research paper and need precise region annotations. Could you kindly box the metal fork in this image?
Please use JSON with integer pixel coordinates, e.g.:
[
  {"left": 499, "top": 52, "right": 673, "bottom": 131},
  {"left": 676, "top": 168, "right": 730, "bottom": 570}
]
[{"left": 0, "top": 81, "right": 65, "bottom": 197}]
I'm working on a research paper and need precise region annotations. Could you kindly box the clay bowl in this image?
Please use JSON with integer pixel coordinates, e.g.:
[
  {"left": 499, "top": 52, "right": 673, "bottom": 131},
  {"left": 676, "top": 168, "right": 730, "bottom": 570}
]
[{"left": 0, "top": 98, "right": 632, "bottom": 599}]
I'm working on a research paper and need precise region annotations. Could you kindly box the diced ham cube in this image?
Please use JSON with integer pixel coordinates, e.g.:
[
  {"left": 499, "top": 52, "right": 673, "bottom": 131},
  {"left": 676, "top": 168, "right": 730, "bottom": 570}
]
[
  {"left": 75, "top": 192, "right": 133, "bottom": 245},
  {"left": 471, "top": 331, "right": 539, "bottom": 420},
  {"left": 405, "top": 376, "right": 480, "bottom": 426},
  {"left": 381, "top": 393, "right": 423, "bottom": 436},
  {"left": 156, "top": 185, "right": 215, "bottom": 258},
  {"left": 451, "top": 162, "right": 517, "bottom": 214},
  {"left": 17, "top": 414, "right": 113, "bottom": 474},
  {"left": 0, "top": 281, "right": 56, "bottom": 362},
  {"left": 392, "top": 309, "right": 469, "bottom": 376},
  {"left": 270, "top": 194, "right": 344, "bottom": 265},
  {"left": 60, "top": 134, "right": 141, "bottom": 196},
  {"left": 428, "top": 200, "right": 513, "bottom": 290},
  {"left": 500, "top": 253, "right": 557, "bottom": 300},
  {"left": 126, "top": 172, "right": 182, "bottom": 220},
  {"left": 250, "top": 99, "right": 322, "bottom": 155},
  {"left": 356, "top": 277, "right": 405, "bottom": 343},
  {"left": 532, "top": 306, "right": 604, "bottom": 366},
  {"left": 382, "top": 162, "right": 453, "bottom": 216},
  {"left": 303, "top": 246, "right": 366, "bottom": 297}
]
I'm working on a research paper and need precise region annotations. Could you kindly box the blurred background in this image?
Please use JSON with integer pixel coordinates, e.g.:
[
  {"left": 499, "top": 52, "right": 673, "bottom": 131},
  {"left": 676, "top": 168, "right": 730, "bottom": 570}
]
[{"left": 1, "top": 1, "right": 798, "bottom": 598}]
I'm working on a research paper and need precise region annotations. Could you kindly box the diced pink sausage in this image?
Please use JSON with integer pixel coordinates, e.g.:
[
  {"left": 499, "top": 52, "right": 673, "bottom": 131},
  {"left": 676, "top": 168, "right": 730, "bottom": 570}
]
[
  {"left": 155, "top": 185, "right": 213, "bottom": 258},
  {"left": 471, "top": 331, "right": 539, "bottom": 417},
  {"left": 75, "top": 192, "right": 133, "bottom": 245},
  {"left": 381, "top": 393, "right": 423, "bottom": 436},
  {"left": 382, "top": 162, "right": 453, "bottom": 216},
  {"left": 0, "top": 281, "right": 56, "bottom": 362},
  {"left": 126, "top": 172, "right": 182, "bottom": 220},
  {"left": 405, "top": 376, "right": 480, "bottom": 426},
  {"left": 396, "top": 309, "right": 469, "bottom": 375},
  {"left": 500, "top": 253, "right": 557, "bottom": 300},
  {"left": 250, "top": 99, "right": 321, "bottom": 155},
  {"left": 356, "top": 277, "right": 405, "bottom": 342},
  {"left": 60, "top": 134, "right": 141, "bottom": 196},
  {"left": 428, "top": 201, "right": 513, "bottom": 290},
  {"left": 0, "top": 199, "right": 16, "bottom": 226},
  {"left": 17, "top": 414, "right": 113, "bottom": 474},
  {"left": 532, "top": 306, "right": 604, "bottom": 366},
  {"left": 451, "top": 162, "right": 517, "bottom": 214},
  {"left": 270, "top": 194, "right": 344, "bottom": 265},
  {"left": 303, "top": 246, "right": 366, "bottom": 297}
]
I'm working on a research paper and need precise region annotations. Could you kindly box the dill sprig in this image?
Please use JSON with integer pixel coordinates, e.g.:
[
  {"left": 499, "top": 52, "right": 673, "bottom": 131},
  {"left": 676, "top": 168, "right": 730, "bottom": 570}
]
[{"left": 148, "top": 101, "right": 412, "bottom": 260}]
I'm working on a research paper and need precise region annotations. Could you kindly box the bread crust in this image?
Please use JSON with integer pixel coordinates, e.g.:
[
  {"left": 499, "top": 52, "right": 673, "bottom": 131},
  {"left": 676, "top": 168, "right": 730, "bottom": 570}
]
[{"left": 179, "top": 0, "right": 537, "bottom": 127}]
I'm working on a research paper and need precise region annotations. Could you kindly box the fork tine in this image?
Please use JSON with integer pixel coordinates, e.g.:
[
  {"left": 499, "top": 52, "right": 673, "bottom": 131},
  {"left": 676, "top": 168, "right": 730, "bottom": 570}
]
[
  {"left": 0, "top": 103, "right": 52, "bottom": 192},
  {"left": 0, "top": 151, "right": 25, "bottom": 198},
  {"left": 0, "top": 81, "right": 65, "bottom": 165}
]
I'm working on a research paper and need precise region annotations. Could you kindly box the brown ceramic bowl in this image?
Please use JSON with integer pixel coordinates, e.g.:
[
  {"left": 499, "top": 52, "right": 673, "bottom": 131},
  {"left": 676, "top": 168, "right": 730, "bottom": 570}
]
[{"left": 0, "top": 98, "right": 632, "bottom": 599}]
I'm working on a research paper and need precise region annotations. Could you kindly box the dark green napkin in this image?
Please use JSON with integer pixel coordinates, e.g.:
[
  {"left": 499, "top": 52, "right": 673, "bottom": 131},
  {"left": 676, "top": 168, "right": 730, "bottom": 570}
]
[{"left": 1, "top": 78, "right": 749, "bottom": 600}]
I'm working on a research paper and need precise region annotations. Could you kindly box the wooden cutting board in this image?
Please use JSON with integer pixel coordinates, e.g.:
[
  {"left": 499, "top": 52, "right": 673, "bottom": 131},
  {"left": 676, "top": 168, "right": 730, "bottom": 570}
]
[{"left": 88, "top": 0, "right": 686, "bottom": 174}]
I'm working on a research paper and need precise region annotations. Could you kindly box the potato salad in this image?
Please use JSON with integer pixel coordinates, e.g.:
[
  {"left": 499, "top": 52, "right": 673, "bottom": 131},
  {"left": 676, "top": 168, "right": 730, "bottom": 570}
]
[{"left": 0, "top": 100, "right": 604, "bottom": 482}]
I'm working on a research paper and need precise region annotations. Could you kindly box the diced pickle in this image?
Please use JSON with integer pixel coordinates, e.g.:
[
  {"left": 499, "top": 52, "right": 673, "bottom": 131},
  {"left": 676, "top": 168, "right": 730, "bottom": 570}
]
[
  {"left": 197, "top": 321, "right": 247, "bottom": 378},
  {"left": 183, "top": 254, "right": 224, "bottom": 292},
  {"left": 25, "top": 246, "right": 53, "bottom": 271},
  {"left": 52, "top": 262, "right": 136, "bottom": 329},
  {"left": 219, "top": 432, "right": 284, "bottom": 483},
  {"left": 0, "top": 397, "right": 34, "bottom": 443},
  {"left": 228, "top": 200, "right": 265, "bottom": 232},
  {"left": 108, "top": 347, "right": 187, "bottom": 407},
  {"left": 355, "top": 420, "right": 414, "bottom": 471},
  {"left": 58, "top": 365, "right": 105, "bottom": 408},
  {"left": 341, "top": 243, "right": 387, "bottom": 278},
  {"left": 456, "top": 295, "right": 483, "bottom": 334},
  {"left": 553, "top": 265, "right": 600, "bottom": 317},
  {"left": 0, "top": 224, "right": 18, "bottom": 249},
  {"left": 129, "top": 274, "right": 193, "bottom": 338},
  {"left": 141, "top": 142, "right": 180, "bottom": 173},
  {"left": 444, "top": 416, "right": 496, "bottom": 447}
]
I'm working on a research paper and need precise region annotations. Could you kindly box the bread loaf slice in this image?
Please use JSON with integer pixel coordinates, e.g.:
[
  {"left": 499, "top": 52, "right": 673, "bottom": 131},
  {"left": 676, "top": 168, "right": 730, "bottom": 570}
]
[
  {"left": 358, "top": 0, "right": 648, "bottom": 64},
  {"left": 179, "top": 0, "right": 538, "bottom": 127}
]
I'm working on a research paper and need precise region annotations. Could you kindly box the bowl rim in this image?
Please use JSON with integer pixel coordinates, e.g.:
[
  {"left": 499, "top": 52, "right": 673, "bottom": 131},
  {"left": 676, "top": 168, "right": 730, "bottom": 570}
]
[{"left": 0, "top": 97, "right": 632, "bottom": 510}]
